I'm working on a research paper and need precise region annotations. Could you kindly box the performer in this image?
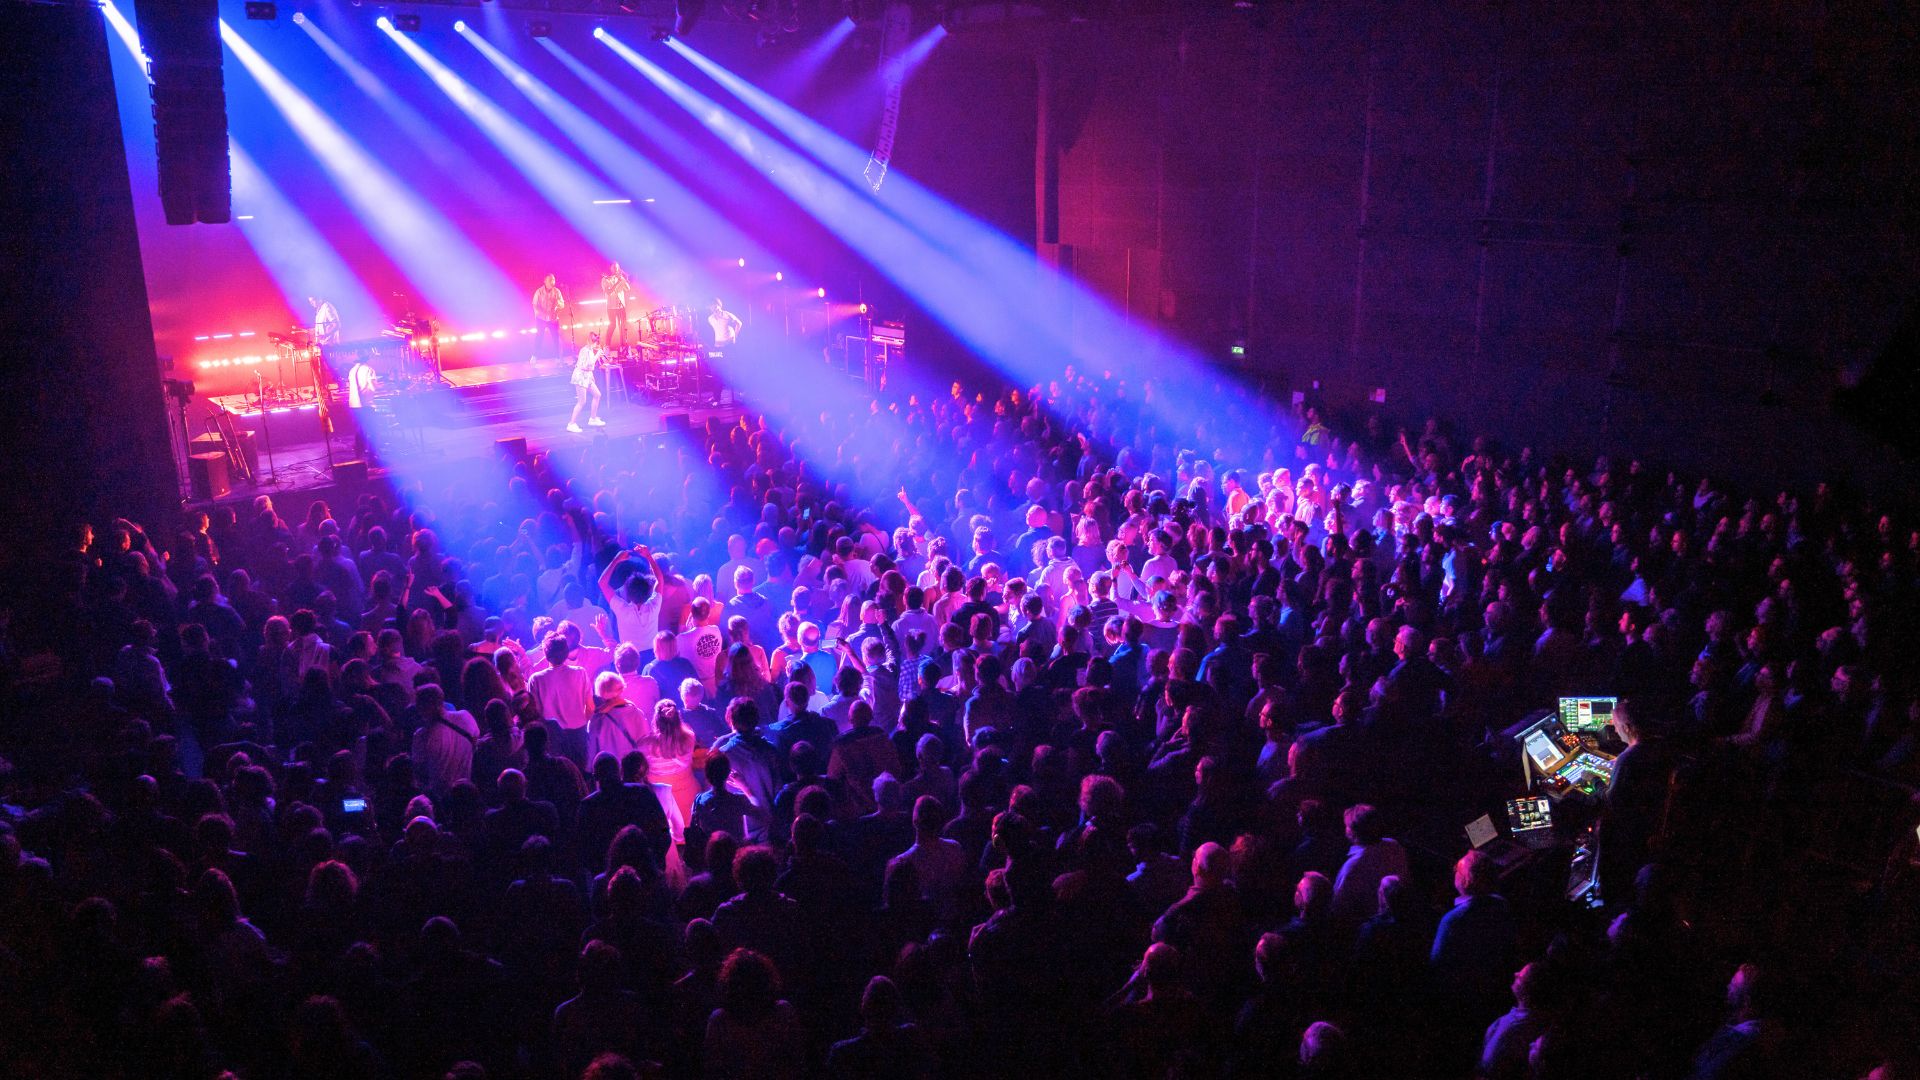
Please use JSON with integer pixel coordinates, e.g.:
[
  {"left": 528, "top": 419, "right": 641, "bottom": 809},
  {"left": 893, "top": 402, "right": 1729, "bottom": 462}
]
[
  {"left": 707, "top": 296, "right": 742, "bottom": 348},
  {"left": 308, "top": 295, "right": 341, "bottom": 346},
  {"left": 568, "top": 332, "right": 607, "bottom": 433},
  {"left": 601, "top": 262, "right": 634, "bottom": 351},
  {"left": 345, "top": 354, "right": 379, "bottom": 460},
  {"left": 532, "top": 274, "right": 565, "bottom": 361}
]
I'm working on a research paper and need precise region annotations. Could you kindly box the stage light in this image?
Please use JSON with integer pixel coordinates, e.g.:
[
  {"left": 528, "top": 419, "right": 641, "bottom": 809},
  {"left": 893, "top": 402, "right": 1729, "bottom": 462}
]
[
  {"left": 593, "top": 26, "right": 607, "bottom": 39},
  {"left": 529, "top": 19, "right": 551, "bottom": 36},
  {"left": 774, "top": 271, "right": 783, "bottom": 281},
  {"left": 737, "top": 257, "right": 746, "bottom": 267},
  {"left": 816, "top": 287, "right": 826, "bottom": 298},
  {"left": 245, "top": 1, "right": 277, "bottom": 19},
  {"left": 291, "top": 10, "right": 305, "bottom": 23},
  {"left": 376, "top": 15, "right": 392, "bottom": 29},
  {"left": 858, "top": 302, "right": 868, "bottom": 314},
  {"left": 454, "top": 19, "right": 465, "bottom": 31}
]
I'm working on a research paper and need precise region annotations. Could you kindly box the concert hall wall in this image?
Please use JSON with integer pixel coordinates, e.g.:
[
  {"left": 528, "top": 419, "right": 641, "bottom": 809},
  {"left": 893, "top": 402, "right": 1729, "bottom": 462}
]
[{"left": 1042, "top": 2, "right": 1920, "bottom": 483}]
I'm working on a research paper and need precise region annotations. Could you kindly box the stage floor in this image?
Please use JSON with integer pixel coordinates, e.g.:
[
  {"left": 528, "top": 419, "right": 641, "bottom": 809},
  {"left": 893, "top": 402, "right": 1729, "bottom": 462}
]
[{"left": 193, "top": 359, "right": 739, "bottom": 502}]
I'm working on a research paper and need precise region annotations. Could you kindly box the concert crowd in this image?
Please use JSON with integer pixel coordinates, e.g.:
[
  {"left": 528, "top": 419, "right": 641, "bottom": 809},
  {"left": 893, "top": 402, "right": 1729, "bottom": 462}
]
[{"left": 1, "top": 370, "right": 1917, "bottom": 1080}]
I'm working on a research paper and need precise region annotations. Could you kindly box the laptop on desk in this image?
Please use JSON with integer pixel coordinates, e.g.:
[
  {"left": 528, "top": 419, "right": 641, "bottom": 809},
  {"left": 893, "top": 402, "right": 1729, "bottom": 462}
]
[{"left": 1466, "top": 797, "right": 1560, "bottom": 871}]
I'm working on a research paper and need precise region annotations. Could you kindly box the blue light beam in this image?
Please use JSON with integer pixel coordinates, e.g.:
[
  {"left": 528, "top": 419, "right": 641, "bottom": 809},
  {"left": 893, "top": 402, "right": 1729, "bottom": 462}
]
[
  {"left": 228, "top": 139, "right": 384, "bottom": 334},
  {"left": 220, "top": 20, "right": 521, "bottom": 325},
  {"left": 772, "top": 16, "right": 857, "bottom": 88},
  {"left": 379, "top": 21, "right": 670, "bottom": 271},
  {"left": 605, "top": 32, "right": 1131, "bottom": 413},
  {"left": 457, "top": 27, "right": 762, "bottom": 266},
  {"left": 667, "top": 38, "right": 1268, "bottom": 436},
  {"left": 295, "top": 13, "right": 502, "bottom": 189}
]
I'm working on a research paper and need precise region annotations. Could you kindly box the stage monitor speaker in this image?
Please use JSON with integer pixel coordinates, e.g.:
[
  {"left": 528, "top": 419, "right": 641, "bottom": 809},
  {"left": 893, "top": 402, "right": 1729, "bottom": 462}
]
[
  {"left": 188, "top": 451, "right": 229, "bottom": 501},
  {"left": 496, "top": 435, "right": 529, "bottom": 459},
  {"left": 331, "top": 460, "right": 369, "bottom": 484},
  {"left": 662, "top": 412, "right": 691, "bottom": 433}
]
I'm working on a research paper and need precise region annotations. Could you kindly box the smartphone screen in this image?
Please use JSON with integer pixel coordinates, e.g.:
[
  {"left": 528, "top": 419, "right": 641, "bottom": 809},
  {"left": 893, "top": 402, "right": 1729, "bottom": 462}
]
[{"left": 341, "top": 797, "right": 368, "bottom": 815}]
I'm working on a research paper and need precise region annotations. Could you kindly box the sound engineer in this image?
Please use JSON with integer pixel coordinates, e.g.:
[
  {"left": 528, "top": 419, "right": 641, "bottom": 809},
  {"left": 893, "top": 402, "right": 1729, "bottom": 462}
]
[{"left": 1596, "top": 697, "right": 1676, "bottom": 902}]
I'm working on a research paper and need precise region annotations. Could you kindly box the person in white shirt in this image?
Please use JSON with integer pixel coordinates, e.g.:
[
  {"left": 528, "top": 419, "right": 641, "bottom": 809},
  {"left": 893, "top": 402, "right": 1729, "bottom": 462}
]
[
  {"left": 526, "top": 620, "right": 614, "bottom": 678},
  {"left": 834, "top": 536, "right": 877, "bottom": 595},
  {"left": 411, "top": 684, "right": 478, "bottom": 795},
  {"left": 892, "top": 586, "right": 938, "bottom": 648},
  {"left": 706, "top": 297, "right": 741, "bottom": 347},
  {"left": 345, "top": 358, "right": 378, "bottom": 460},
  {"left": 676, "top": 596, "right": 726, "bottom": 694},
  {"left": 547, "top": 580, "right": 601, "bottom": 635},
  {"left": 610, "top": 644, "right": 661, "bottom": 721},
  {"left": 527, "top": 635, "right": 594, "bottom": 767},
  {"left": 567, "top": 332, "right": 606, "bottom": 434},
  {"left": 308, "top": 295, "right": 341, "bottom": 345},
  {"left": 1033, "top": 537, "right": 1078, "bottom": 613},
  {"left": 1106, "top": 539, "right": 1146, "bottom": 604},
  {"left": 1140, "top": 528, "right": 1179, "bottom": 585},
  {"left": 598, "top": 547, "right": 664, "bottom": 651},
  {"left": 714, "top": 535, "right": 762, "bottom": 600}
]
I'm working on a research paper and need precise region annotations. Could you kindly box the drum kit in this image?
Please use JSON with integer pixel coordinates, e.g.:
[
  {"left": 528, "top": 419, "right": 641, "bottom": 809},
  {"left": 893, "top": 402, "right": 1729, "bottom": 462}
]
[{"left": 257, "top": 328, "right": 321, "bottom": 408}]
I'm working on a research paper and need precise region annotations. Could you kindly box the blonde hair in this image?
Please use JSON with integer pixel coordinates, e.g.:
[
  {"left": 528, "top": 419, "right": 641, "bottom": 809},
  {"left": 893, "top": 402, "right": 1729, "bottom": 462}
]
[
  {"left": 594, "top": 671, "right": 626, "bottom": 699},
  {"left": 652, "top": 699, "right": 695, "bottom": 756}
]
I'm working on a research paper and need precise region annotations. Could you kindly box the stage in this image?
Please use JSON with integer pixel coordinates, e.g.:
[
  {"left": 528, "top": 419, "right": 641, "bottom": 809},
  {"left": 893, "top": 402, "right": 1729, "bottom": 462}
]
[{"left": 183, "top": 355, "right": 743, "bottom": 504}]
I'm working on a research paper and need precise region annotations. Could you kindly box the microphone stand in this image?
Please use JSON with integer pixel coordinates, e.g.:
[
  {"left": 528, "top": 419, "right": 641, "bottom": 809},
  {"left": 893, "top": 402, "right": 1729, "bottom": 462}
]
[
  {"left": 562, "top": 282, "right": 578, "bottom": 362},
  {"left": 253, "top": 369, "right": 281, "bottom": 486}
]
